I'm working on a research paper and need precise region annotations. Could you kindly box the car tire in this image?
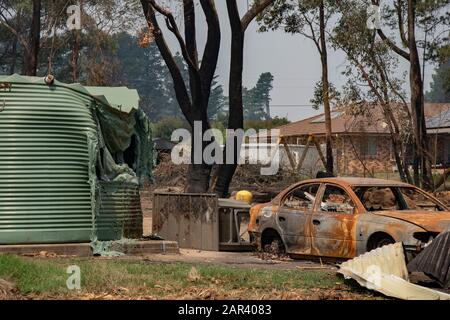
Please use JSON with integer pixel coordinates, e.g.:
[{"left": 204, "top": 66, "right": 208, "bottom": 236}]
[
  {"left": 368, "top": 233, "right": 395, "bottom": 251},
  {"left": 263, "top": 238, "right": 285, "bottom": 254},
  {"left": 260, "top": 229, "right": 285, "bottom": 254}
]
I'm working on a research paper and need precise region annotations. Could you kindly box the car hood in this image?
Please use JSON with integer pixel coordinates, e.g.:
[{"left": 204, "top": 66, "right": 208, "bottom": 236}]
[{"left": 373, "top": 210, "right": 450, "bottom": 232}]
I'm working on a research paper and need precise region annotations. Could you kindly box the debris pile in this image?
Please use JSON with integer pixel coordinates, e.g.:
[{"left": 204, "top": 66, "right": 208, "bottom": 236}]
[
  {"left": 153, "top": 153, "right": 188, "bottom": 189},
  {"left": 256, "top": 241, "right": 290, "bottom": 261},
  {"left": 362, "top": 187, "right": 396, "bottom": 210},
  {"left": 436, "top": 191, "right": 450, "bottom": 206},
  {"left": 230, "top": 164, "right": 299, "bottom": 193},
  {"left": 151, "top": 154, "right": 299, "bottom": 200},
  {"left": 0, "top": 279, "right": 16, "bottom": 298}
]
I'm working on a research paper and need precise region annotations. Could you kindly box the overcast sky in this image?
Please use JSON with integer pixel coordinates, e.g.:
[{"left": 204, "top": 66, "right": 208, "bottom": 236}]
[{"left": 159, "top": 1, "right": 436, "bottom": 122}]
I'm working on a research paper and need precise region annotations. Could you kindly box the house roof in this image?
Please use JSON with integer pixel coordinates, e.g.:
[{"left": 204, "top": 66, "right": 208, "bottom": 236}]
[
  {"left": 153, "top": 137, "right": 176, "bottom": 151},
  {"left": 275, "top": 103, "right": 450, "bottom": 138},
  {"left": 427, "top": 108, "right": 450, "bottom": 129}
]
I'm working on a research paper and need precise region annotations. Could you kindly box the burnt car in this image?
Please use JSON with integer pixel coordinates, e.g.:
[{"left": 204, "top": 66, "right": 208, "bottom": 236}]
[{"left": 248, "top": 177, "right": 450, "bottom": 260}]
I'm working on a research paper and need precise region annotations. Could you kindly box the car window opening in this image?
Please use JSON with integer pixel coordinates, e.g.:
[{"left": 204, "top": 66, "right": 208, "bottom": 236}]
[
  {"left": 283, "top": 184, "right": 320, "bottom": 211},
  {"left": 320, "top": 185, "right": 355, "bottom": 214},
  {"left": 353, "top": 186, "right": 445, "bottom": 212}
]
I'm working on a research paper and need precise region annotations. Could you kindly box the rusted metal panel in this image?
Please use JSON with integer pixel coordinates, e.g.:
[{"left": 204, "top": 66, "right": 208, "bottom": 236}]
[
  {"left": 152, "top": 192, "right": 219, "bottom": 251},
  {"left": 408, "top": 231, "right": 450, "bottom": 289}
]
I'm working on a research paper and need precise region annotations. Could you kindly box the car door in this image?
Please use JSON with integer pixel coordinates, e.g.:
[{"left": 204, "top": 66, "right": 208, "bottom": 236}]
[
  {"left": 310, "top": 184, "right": 358, "bottom": 259},
  {"left": 276, "top": 183, "right": 320, "bottom": 255}
]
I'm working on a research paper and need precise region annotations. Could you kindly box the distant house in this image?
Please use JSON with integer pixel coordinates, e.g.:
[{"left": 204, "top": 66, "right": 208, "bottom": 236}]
[
  {"left": 427, "top": 108, "right": 450, "bottom": 167},
  {"left": 153, "top": 137, "right": 176, "bottom": 162},
  {"left": 273, "top": 103, "right": 450, "bottom": 175},
  {"left": 153, "top": 137, "right": 176, "bottom": 153}
]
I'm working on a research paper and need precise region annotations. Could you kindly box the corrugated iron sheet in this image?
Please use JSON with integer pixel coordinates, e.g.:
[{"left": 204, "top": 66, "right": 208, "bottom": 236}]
[
  {"left": 339, "top": 243, "right": 450, "bottom": 300},
  {"left": 408, "top": 231, "right": 450, "bottom": 289},
  {"left": 97, "top": 182, "right": 143, "bottom": 240},
  {"left": 0, "top": 81, "right": 96, "bottom": 244},
  {"left": 339, "top": 242, "right": 409, "bottom": 281}
]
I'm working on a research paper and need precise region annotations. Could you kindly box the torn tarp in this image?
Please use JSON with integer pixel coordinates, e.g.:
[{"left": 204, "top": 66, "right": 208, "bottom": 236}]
[{"left": 93, "top": 101, "right": 154, "bottom": 185}]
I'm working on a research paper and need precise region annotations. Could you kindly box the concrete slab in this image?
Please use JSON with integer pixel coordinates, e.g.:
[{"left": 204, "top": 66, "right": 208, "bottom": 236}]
[{"left": 0, "top": 240, "right": 179, "bottom": 257}]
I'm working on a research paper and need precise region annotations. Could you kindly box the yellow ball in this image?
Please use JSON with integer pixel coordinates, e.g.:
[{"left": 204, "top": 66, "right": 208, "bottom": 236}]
[{"left": 236, "top": 190, "right": 253, "bottom": 204}]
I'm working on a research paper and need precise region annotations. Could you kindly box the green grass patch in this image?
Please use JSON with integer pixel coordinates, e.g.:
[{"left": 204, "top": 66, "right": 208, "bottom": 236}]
[{"left": 0, "top": 254, "right": 341, "bottom": 297}]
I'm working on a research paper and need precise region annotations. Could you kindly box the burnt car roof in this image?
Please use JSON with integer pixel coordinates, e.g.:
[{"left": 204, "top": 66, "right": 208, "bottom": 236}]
[
  {"left": 272, "top": 177, "right": 415, "bottom": 204},
  {"left": 319, "top": 177, "right": 411, "bottom": 187}
]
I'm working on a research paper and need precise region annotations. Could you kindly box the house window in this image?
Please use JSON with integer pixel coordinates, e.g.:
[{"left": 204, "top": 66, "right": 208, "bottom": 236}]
[
  {"left": 367, "top": 137, "right": 378, "bottom": 156},
  {"left": 360, "top": 136, "right": 378, "bottom": 157}
]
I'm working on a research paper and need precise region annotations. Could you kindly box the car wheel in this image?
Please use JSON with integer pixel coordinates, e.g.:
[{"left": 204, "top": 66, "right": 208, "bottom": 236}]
[
  {"left": 261, "top": 229, "right": 285, "bottom": 254},
  {"left": 263, "top": 239, "right": 285, "bottom": 254},
  {"left": 375, "top": 238, "right": 395, "bottom": 248},
  {"left": 368, "top": 233, "right": 395, "bottom": 251}
]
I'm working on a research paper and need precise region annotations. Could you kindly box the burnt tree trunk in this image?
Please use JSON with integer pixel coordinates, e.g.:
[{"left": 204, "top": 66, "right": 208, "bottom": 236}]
[
  {"left": 186, "top": 118, "right": 213, "bottom": 193},
  {"left": 9, "top": 36, "right": 17, "bottom": 74},
  {"left": 214, "top": 0, "right": 244, "bottom": 198},
  {"left": 71, "top": 30, "right": 80, "bottom": 82},
  {"left": 407, "top": 0, "right": 432, "bottom": 189},
  {"left": 141, "top": 0, "right": 221, "bottom": 193},
  {"left": 24, "top": 0, "right": 41, "bottom": 76},
  {"left": 214, "top": 0, "right": 275, "bottom": 197},
  {"left": 319, "top": 1, "right": 333, "bottom": 174}
]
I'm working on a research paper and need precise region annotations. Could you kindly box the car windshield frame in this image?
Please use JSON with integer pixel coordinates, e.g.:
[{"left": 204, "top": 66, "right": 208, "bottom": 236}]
[
  {"left": 351, "top": 185, "right": 448, "bottom": 212},
  {"left": 281, "top": 183, "right": 321, "bottom": 211}
]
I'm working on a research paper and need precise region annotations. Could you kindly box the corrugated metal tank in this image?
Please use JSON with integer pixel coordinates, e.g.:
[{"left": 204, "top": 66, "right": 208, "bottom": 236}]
[
  {"left": 97, "top": 182, "right": 143, "bottom": 240},
  {"left": 0, "top": 76, "right": 143, "bottom": 244}
]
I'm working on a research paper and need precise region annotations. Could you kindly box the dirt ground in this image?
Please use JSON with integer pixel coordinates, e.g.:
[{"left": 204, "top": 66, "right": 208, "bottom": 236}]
[{"left": 142, "top": 249, "right": 335, "bottom": 271}]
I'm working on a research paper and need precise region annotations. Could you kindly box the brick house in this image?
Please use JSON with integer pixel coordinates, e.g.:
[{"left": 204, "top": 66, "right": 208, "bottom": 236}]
[
  {"left": 274, "top": 103, "right": 450, "bottom": 176},
  {"left": 427, "top": 108, "right": 450, "bottom": 167}
]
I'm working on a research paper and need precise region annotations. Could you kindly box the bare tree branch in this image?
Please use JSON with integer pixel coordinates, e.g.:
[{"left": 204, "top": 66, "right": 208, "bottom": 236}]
[
  {"left": 198, "top": 0, "right": 221, "bottom": 104},
  {"left": 0, "top": 14, "right": 30, "bottom": 53},
  {"left": 370, "top": 0, "right": 410, "bottom": 60},
  {"left": 395, "top": 0, "right": 408, "bottom": 47},
  {"left": 148, "top": 0, "right": 199, "bottom": 73},
  {"left": 241, "top": 0, "right": 275, "bottom": 31},
  {"left": 141, "top": 0, "right": 192, "bottom": 120}
]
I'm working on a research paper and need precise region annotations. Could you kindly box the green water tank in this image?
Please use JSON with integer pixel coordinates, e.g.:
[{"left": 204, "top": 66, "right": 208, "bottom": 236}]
[{"left": 0, "top": 74, "right": 145, "bottom": 244}]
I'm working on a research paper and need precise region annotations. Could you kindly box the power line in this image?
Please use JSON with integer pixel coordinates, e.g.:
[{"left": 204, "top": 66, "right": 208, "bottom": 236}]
[{"left": 269, "top": 104, "right": 315, "bottom": 108}]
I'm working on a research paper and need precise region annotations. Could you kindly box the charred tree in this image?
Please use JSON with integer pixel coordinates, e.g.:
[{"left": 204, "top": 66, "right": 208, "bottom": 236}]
[
  {"left": 214, "top": 0, "right": 275, "bottom": 198},
  {"left": 141, "top": 0, "right": 220, "bottom": 193},
  {"left": 24, "top": 0, "right": 41, "bottom": 76}
]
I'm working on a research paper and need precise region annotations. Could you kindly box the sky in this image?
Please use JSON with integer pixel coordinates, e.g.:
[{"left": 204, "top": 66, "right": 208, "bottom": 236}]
[{"left": 159, "top": 1, "right": 437, "bottom": 122}]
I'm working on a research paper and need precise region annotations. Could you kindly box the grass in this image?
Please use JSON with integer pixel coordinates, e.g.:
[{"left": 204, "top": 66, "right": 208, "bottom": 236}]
[
  {"left": 0, "top": 254, "right": 378, "bottom": 299},
  {"left": 0, "top": 254, "right": 344, "bottom": 298}
]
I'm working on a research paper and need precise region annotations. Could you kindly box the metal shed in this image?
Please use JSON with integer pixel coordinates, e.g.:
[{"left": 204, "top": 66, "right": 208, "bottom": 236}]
[{"left": 0, "top": 74, "right": 154, "bottom": 244}]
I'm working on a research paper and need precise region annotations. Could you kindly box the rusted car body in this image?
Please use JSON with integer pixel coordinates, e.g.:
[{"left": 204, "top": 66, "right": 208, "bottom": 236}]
[{"left": 248, "top": 177, "right": 450, "bottom": 260}]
